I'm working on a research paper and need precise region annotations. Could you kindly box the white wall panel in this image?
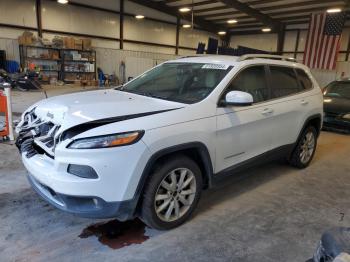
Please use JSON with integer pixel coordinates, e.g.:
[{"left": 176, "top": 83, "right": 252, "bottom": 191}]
[
  {"left": 340, "top": 28, "right": 350, "bottom": 51},
  {"left": 125, "top": 56, "right": 154, "bottom": 79},
  {"left": 0, "top": 38, "right": 19, "bottom": 61},
  {"left": 311, "top": 69, "right": 336, "bottom": 87},
  {"left": 0, "top": 28, "right": 36, "bottom": 62},
  {"left": 123, "top": 43, "right": 175, "bottom": 55},
  {"left": 230, "top": 33, "right": 278, "bottom": 52},
  {"left": 178, "top": 48, "right": 197, "bottom": 56},
  {"left": 283, "top": 31, "right": 297, "bottom": 52},
  {"left": 0, "top": 27, "right": 36, "bottom": 39},
  {"left": 0, "top": 0, "right": 36, "bottom": 27},
  {"left": 297, "top": 30, "right": 308, "bottom": 52},
  {"left": 179, "top": 28, "right": 218, "bottom": 49},
  {"left": 95, "top": 46, "right": 177, "bottom": 77},
  {"left": 124, "top": 17, "right": 176, "bottom": 46},
  {"left": 42, "top": 1, "right": 120, "bottom": 38}
]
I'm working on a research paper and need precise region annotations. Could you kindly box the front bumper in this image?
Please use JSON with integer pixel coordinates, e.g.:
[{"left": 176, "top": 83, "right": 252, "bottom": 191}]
[
  {"left": 323, "top": 116, "right": 350, "bottom": 133},
  {"left": 21, "top": 139, "right": 151, "bottom": 219},
  {"left": 27, "top": 173, "right": 137, "bottom": 220}
]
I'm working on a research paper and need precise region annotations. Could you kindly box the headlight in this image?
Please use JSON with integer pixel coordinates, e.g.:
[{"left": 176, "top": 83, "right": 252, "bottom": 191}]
[
  {"left": 67, "top": 131, "right": 144, "bottom": 149},
  {"left": 343, "top": 113, "right": 350, "bottom": 120}
]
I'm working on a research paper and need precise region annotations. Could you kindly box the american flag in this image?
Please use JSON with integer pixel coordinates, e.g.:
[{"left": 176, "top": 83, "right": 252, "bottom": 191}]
[{"left": 303, "top": 12, "right": 346, "bottom": 70}]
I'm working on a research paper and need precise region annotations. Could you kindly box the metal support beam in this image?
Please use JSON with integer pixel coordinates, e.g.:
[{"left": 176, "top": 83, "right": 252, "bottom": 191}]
[
  {"left": 346, "top": 33, "right": 350, "bottom": 61},
  {"left": 277, "top": 24, "right": 285, "bottom": 55},
  {"left": 219, "top": 0, "right": 282, "bottom": 31},
  {"left": 221, "top": 33, "right": 231, "bottom": 48},
  {"left": 294, "top": 29, "right": 301, "bottom": 59},
  {"left": 127, "top": 0, "right": 220, "bottom": 34},
  {"left": 175, "top": 16, "right": 180, "bottom": 55},
  {"left": 120, "top": 0, "right": 124, "bottom": 49},
  {"left": 36, "top": 0, "right": 43, "bottom": 38}
]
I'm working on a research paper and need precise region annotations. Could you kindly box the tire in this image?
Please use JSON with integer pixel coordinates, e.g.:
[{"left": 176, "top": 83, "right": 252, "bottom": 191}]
[
  {"left": 288, "top": 125, "right": 318, "bottom": 169},
  {"left": 140, "top": 155, "right": 203, "bottom": 230}
]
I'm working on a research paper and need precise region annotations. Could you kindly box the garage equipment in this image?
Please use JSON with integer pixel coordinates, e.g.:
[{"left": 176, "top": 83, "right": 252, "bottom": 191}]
[{"left": 0, "top": 87, "right": 14, "bottom": 141}]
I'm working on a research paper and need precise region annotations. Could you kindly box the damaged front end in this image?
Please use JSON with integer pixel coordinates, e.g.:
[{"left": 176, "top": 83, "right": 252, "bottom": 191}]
[{"left": 16, "top": 108, "right": 61, "bottom": 159}]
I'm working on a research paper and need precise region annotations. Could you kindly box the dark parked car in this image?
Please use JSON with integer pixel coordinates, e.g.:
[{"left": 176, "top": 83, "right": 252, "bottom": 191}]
[{"left": 323, "top": 80, "right": 350, "bottom": 133}]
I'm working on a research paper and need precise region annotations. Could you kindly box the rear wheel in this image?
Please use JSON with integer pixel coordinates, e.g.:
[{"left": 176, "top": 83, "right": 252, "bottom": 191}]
[
  {"left": 140, "top": 155, "right": 202, "bottom": 230},
  {"left": 289, "top": 126, "right": 317, "bottom": 169}
]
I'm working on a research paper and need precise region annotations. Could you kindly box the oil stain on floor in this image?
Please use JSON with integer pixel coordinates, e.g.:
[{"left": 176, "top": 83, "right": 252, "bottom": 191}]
[{"left": 79, "top": 219, "right": 149, "bottom": 249}]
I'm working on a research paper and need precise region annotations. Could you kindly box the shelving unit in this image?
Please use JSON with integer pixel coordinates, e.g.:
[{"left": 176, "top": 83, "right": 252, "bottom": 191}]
[
  {"left": 19, "top": 45, "right": 96, "bottom": 84},
  {"left": 61, "top": 49, "right": 96, "bottom": 84},
  {"left": 19, "top": 45, "right": 61, "bottom": 83}
]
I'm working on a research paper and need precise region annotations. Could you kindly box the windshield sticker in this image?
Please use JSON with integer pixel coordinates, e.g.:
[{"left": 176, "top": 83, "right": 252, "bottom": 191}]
[{"left": 202, "top": 64, "right": 229, "bottom": 70}]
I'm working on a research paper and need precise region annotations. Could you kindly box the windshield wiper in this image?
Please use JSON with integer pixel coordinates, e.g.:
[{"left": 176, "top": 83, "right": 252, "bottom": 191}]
[
  {"left": 116, "top": 89, "right": 174, "bottom": 101},
  {"left": 143, "top": 92, "right": 168, "bottom": 100},
  {"left": 114, "top": 84, "right": 124, "bottom": 90}
]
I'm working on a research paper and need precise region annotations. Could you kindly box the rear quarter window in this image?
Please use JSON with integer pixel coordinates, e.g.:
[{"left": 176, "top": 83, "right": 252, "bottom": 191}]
[
  {"left": 296, "top": 69, "right": 313, "bottom": 90},
  {"left": 269, "top": 66, "right": 301, "bottom": 98}
]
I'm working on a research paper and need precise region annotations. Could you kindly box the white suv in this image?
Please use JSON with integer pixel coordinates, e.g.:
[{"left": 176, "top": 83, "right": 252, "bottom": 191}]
[{"left": 16, "top": 55, "right": 323, "bottom": 229}]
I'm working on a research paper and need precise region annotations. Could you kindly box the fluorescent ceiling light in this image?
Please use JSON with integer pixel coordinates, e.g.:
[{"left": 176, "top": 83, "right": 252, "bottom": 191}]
[
  {"left": 179, "top": 7, "right": 191, "bottom": 13},
  {"left": 183, "top": 24, "right": 191, "bottom": 28},
  {"left": 57, "top": 0, "right": 68, "bottom": 4},
  {"left": 227, "top": 19, "right": 238, "bottom": 24},
  {"left": 327, "top": 8, "right": 342, "bottom": 13},
  {"left": 135, "top": 15, "right": 145, "bottom": 19},
  {"left": 218, "top": 31, "right": 226, "bottom": 35},
  {"left": 262, "top": 28, "right": 271, "bottom": 32}
]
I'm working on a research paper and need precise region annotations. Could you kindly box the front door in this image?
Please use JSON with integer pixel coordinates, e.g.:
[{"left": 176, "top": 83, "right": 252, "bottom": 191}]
[{"left": 215, "top": 65, "right": 275, "bottom": 174}]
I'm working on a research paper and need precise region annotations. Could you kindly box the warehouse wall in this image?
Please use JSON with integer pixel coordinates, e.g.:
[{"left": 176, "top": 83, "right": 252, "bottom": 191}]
[
  {"left": 230, "top": 33, "right": 278, "bottom": 52},
  {"left": 0, "top": 0, "right": 219, "bottom": 75},
  {"left": 230, "top": 28, "right": 350, "bottom": 86}
]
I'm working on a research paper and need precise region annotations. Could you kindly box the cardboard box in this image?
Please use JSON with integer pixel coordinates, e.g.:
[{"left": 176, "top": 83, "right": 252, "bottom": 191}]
[
  {"left": 82, "top": 39, "right": 92, "bottom": 50},
  {"left": 74, "top": 39, "right": 83, "bottom": 50},
  {"left": 18, "top": 36, "right": 33, "bottom": 45},
  {"left": 64, "top": 37, "right": 75, "bottom": 49}
]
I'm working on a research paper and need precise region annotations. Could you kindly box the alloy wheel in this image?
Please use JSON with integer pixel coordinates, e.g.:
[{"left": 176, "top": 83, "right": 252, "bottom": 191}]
[
  {"left": 154, "top": 168, "right": 197, "bottom": 222},
  {"left": 300, "top": 131, "right": 316, "bottom": 164}
]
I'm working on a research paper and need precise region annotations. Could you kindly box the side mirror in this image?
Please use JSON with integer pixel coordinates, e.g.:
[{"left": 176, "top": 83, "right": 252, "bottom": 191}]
[{"left": 224, "top": 91, "right": 253, "bottom": 106}]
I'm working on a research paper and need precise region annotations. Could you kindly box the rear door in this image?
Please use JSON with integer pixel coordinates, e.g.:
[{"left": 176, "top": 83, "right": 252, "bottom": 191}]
[
  {"left": 266, "top": 66, "right": 313, "bottom": 150},
  {"left": 215, "top": 65, "right": 275, "bottom": 173}
]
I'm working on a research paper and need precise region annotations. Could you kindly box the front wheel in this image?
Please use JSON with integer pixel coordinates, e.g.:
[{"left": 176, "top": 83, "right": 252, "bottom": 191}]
[
  {"left": 140, "top": 155, "right": 203, "bottom": 230},
  {"left": 289, "top": 126, "right": 318, "bottom": 169}
]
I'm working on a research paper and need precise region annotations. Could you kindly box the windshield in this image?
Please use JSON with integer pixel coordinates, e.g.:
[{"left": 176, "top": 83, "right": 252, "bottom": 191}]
[
  {"left": 119, "top": 62, "right": 232, "bottom": 104},
  {"left": 324, "top": 81, "right": 350, "bottom": 99}
]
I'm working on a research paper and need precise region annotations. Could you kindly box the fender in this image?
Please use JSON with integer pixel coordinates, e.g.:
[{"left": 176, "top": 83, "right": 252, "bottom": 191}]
[
  {"left": 131, "top": 142, "right": 214, "bottom": 215},
  {"left": 288, "top": 113, "right": 322, "bottom": 158},
  {"left": 297, "top": 113, "right": 322, "bottom": 139}
]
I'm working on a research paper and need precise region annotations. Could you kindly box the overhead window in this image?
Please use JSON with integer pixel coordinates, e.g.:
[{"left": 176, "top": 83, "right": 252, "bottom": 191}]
[
  {"left": 296, "top": 69, "right": 313, "bottom": 90},
  {"left": 225, "top": 66, "right": 269, "bottom": 103},
  {"left": 269, "top": 66, "right": 301, "bottom": 98}
]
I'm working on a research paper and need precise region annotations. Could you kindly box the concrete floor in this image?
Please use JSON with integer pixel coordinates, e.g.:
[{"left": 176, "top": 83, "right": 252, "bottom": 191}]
[{"left": 1, "top": 88, "right": 350, "bottom": 262}]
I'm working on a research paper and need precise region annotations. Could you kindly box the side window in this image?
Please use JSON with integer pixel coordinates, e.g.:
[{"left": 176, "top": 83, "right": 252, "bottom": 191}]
[
  {"left": 296, "top": 69, "right": 313, "bottom": 90},
  {"left": 269, "top": 66, "right": 301, "bottom": 98},
  {"left": 225, "top": 66, "right": 269, "bottom": 103}
]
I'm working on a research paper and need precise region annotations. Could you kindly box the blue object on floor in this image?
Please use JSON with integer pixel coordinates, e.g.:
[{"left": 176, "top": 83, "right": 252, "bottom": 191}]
[{"left": 6, "top": 61, "right": 19, "bottom": 73}]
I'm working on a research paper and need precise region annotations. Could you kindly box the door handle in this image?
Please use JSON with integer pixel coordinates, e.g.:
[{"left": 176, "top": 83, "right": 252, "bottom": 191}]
[
  {"left": 262, "top": 108, "right": 274, "bottom": 115},
  {"left": 301, "top": 100, "right": 309, "bottom": 106}
]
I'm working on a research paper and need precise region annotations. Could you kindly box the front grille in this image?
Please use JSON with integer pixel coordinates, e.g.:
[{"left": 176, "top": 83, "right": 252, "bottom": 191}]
[{"left": 33, "top": 124, "right": 60, "bottom": 157}]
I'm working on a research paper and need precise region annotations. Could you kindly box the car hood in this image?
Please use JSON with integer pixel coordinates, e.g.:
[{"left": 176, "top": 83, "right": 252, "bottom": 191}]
[
  {"left": 26, "top": 89, "right": 185, "bottom": 131},
  {"left": 324, "top": 96, "right": 350, "bottom": 114}
]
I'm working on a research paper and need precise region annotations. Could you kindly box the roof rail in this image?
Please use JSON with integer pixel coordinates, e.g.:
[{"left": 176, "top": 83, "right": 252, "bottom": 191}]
[{"left": 238, "top": 54, "right": 297, "bottom": 62}]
